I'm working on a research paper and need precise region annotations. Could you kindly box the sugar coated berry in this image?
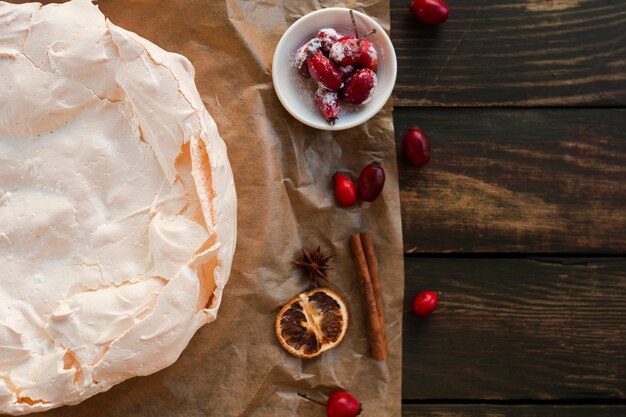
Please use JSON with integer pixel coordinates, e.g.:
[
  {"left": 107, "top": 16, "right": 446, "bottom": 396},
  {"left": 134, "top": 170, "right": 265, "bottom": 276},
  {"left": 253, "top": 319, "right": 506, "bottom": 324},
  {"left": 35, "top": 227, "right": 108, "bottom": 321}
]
[
  {"left": 308, "top": 52, "right": 344, "bottom": 91},
  {"left": 356, "top": 39, "right": 378, "bottom": 71},
  {"left": 329, "top": 36, "right": 361, "bottom": 67},
  {"left": 342, "top": 68, "right": 377, "bottom": 105},
  {"left": 317, "top": 28, "right": 342, "bottom": 54},
  {"left": 294, "top": 38, "right": 322, "bottom": 78},
  {"left": 315, "top": 87, "right": 340, "bottom": 125}
]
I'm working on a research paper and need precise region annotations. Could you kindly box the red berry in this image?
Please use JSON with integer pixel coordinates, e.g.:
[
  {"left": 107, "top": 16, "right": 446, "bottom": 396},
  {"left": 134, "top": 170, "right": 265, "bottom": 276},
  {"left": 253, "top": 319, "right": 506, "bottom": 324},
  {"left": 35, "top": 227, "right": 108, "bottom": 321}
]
[
  {"left": 403, "top": 128, "right": 431, "bottom": 166},
  {"left": 334, "top": 173, "right": 357, "bottom": 207},
  {"left": 411, "top": 0, "right": 450, "bottom": 25},
  {"left": 342, "top": 68, "right": 377, "bottom": 105},
  {"left": 295, "top": 38, "right": 322, "bottom": 78},
  {"left": 317, "top": 28, "right": 342, "bottom": 54},
  {"left": 412, "top": 291, "right": 438, "bottom": 317},
  {"left": 308, "top": 52, "right": 344, "bottom": 91},
  {"left": 326, "top": 391, "right": 362, "bottom": 417},
  {"left": 329, "top": 36, "right": 361, "bottom": 66},
  {"left": 315, "top": 87, "right": 340, "bottom": 125},
  {"left": 357, "top": 162, "right": 385, "bottom": 202},
  {"left": 356, "top": 39, "right": 378, "bottom": 71}
]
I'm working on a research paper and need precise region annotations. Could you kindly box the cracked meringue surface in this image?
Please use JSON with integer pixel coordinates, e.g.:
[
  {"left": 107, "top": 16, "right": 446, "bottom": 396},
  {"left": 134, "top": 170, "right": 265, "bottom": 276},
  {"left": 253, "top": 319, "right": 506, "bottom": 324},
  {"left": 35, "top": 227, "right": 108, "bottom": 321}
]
[{"left": 0, "top": 0, "right": 237, "bottom": 414}]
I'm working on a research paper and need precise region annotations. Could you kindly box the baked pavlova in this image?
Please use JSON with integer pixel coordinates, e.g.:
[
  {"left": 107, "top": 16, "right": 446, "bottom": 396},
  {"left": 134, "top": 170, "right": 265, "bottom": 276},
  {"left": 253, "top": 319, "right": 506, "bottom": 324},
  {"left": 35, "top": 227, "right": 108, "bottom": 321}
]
[{"left": 0, "top": 0, "right": 236, "bottom": 414}]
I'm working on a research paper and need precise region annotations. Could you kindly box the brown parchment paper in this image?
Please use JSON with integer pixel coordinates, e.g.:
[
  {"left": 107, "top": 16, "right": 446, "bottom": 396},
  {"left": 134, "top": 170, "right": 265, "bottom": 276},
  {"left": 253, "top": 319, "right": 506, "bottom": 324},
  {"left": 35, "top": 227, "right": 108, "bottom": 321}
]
[{"left": 31, "top": 0, "right": 404, "bottom": 416}]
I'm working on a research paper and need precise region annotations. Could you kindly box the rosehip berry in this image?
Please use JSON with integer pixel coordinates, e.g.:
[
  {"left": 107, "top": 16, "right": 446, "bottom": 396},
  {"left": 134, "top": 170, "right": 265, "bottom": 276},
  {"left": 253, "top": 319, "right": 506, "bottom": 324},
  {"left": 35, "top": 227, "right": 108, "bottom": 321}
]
[
  {"left": 317, "top": 28, "right": 342, "bottom": 54},
  {"left": 295, "top": 38, "right": 322, "bottom": 78},
  {"left": 412, "top": 290, "right": 438, "bottom": 317},
  {"left": 342, "top": 68, "right": 377, "bottom": 105},
  {"left": 326, "top": 391, "right": 362, "bottom": 417},
  {"left": 356, "top": 39, "right": 378, "bottom": 71},
  {"left": 411, "top": 0, "right": 450, "bottom": 25},
  {"left": 315, "top": 87, "right": 340, "bottom": 125},
  {"left": 334, "top": 173, "right": 357, "bottom": 207},
  {"left": 329, "top": 36, "right": 361, "bottom": 66},
  {"left": 308, "top": 52, "right": 344, "bottom": 92},
  {"left": 403, "top": 128, "right": 431, "bottom": 166},
  {"left": 357, "top": 162, "right": 385, "bottom": 202}
]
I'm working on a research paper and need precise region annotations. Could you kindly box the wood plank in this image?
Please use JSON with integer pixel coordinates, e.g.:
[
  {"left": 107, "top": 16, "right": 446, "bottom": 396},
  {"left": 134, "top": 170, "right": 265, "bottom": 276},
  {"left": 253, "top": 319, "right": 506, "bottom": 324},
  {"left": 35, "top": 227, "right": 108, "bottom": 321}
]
[
  {"left": 391, "top": 0, "right": 626, "bottom": 106},
  {"left": 394, "top": 108, "right": 626, "bottom": 253},
  {"left": 402, "top": 404, "right": 626, "bottom": 417},
  {"left": 402, "top": 257, "right": 626, "bottom": 399}
]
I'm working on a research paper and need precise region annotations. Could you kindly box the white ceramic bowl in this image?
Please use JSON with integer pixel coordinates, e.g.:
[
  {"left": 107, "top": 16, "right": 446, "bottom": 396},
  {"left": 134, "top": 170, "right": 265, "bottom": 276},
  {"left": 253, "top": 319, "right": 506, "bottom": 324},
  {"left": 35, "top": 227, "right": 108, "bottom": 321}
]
[{"left": 272, "top": 7, "right": 397, "bottom": 131}]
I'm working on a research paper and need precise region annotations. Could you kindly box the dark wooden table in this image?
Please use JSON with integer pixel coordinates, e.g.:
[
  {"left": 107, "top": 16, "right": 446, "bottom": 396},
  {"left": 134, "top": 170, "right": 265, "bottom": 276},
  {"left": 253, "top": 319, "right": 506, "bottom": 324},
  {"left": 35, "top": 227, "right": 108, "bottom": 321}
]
[{"left": 392, "top": 1, "right": 626, "bottom": 416}]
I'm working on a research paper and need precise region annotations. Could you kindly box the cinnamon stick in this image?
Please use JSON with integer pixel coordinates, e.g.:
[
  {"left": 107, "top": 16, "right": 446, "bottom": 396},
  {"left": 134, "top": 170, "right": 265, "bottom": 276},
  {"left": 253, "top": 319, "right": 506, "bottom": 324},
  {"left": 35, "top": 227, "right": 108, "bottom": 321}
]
[
  {"left": 350, "top": 233, "right": 388, "bottom": 361},
  {"left": 360, "top": 231, "right": 387, "bottom": 349}
]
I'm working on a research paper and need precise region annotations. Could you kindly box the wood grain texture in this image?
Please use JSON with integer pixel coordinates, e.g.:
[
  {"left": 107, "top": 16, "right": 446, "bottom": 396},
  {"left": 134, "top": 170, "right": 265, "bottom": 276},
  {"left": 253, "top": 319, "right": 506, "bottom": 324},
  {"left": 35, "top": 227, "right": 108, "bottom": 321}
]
[
  {"left": 391, "top": 0, "right": 626, "bottom": 106},
  {"left": 394, "top": 108, "right": 626, "bottom": 253},
  {"left": 402, "top": 404, "right": 626, "bottom": 417},
  {"left": 402, "top": 257, "right": 626, "bottom": 400}
]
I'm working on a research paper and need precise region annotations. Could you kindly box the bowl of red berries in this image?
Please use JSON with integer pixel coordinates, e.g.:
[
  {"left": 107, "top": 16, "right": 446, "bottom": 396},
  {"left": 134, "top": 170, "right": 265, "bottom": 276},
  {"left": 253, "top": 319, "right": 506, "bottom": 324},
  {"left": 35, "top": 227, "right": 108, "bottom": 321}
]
[{"left": 272, "top": 8, "right": 397, "bottom": 131}]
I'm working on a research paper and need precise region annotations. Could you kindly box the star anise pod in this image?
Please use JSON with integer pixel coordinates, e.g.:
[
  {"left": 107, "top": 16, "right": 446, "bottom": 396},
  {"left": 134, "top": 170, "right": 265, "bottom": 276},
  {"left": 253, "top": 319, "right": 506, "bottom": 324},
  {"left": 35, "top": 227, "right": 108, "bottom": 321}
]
[{"left": 294, "top": 246, "right": 334, "bottom": 286}]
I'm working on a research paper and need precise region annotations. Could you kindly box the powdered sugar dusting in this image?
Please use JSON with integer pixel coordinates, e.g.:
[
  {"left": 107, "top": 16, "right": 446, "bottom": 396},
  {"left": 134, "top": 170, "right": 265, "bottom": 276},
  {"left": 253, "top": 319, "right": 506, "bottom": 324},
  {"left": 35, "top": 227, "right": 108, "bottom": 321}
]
[
  {"left": 329, "top": 38, "right": 359, "bottom": 65},
  {"left": 290, "top": 69, "right": 319, "bottom": 112},
  {"left": 318, "top": 28, "right": 341, "bottom": 41},
  {"left": 366, "top": 42, "right": 377, "bottom": 60},
  {"left": 339, "top": 65, "right": 355, "bottom": 78},
  {"left": 317, "top": 87, "right": 338, "bottom": 107},
  {"left": 294, "top": 38, "right": 322, "bottom": 76},
  {"left": 317, "top": 28, "right": 341, "bottom": 53},
  {"left": 329, "top": 42, "right": 345, "bottom": 62},
  {"left": 295, "top": 38, "right": 321, "bottom": 64},
  {"left": 362, "top": 71, "right": 377, "bottom": 105}
]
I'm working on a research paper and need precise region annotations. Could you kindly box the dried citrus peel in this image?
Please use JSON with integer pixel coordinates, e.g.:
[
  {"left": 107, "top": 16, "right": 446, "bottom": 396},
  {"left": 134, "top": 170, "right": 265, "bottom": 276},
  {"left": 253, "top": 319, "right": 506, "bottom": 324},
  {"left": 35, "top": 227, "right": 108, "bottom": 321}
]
[{"left": 275, "top": 288, "right": 348, "bottom": 359}]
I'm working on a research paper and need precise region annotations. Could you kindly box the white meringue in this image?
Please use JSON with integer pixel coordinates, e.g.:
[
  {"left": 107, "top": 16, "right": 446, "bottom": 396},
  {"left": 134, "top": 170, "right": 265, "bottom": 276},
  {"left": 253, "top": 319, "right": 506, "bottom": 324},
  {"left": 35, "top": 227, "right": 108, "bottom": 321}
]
[{"left": 0, "top": 0, "right": 237, "bottom": 414}]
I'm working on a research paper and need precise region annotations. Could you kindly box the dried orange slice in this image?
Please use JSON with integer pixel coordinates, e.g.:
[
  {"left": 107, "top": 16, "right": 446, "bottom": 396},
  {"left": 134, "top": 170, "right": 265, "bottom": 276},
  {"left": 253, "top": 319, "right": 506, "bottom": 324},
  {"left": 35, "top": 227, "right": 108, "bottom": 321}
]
[{"left": 275, "top": 287, "right": 348, "bottom": 359}]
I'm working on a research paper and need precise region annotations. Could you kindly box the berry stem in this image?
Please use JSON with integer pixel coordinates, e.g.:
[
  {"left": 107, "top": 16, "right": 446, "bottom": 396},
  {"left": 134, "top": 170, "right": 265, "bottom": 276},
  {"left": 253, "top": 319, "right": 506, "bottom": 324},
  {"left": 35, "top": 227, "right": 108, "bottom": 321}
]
[
  {"left": 357, "top": 28, "right": 377, "bottom": 46},
  {"left": 297, "top": 392, "right": 326, "bottom": 407},
  {"left": 349, "top": 10, "right": 360, "bottom": 38}
]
